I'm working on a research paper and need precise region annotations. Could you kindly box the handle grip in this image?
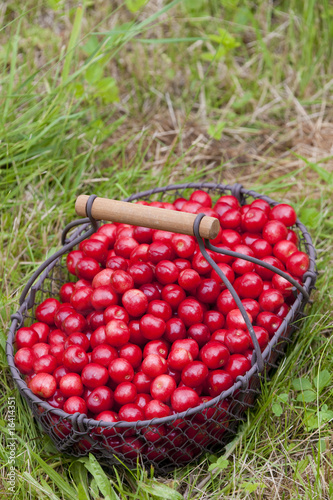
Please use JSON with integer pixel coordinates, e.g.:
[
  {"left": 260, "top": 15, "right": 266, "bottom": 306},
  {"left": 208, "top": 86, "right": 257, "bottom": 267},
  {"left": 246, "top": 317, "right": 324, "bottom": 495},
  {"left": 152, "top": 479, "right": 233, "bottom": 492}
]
[{"left": 75, "top": 195, "right": 220, "bottom": 240}]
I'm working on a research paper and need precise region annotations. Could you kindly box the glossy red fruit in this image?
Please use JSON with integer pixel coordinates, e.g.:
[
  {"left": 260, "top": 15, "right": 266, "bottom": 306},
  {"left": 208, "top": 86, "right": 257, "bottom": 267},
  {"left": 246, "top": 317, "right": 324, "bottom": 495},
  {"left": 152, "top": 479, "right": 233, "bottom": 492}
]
[
  {"left": 32, "top": 343, "right": 50, "bottom": 359},
  {"left": 219, "top": 207, "right": 241, "bottom": 229},
  {"left": 181, "top": 361, "right": 208, "bottom": 388},
  {"left": 92, "top": 269, "right": 113, "bottom": 288},
  {"left": 76, "top": 257, "right": 100, "bottom": 281},
  {"left": 87, "top": 311, "right": 104, "bottom": 330},
  {"left": 14, "top": 347, "right": 35, "bottom": 374},
  {"left": 29, "top": 373, "right": 57, "bottom": 398},
  {"left": 225, "top": 329, "right": 250, "bottom": 354},
  {"left": 206, "top": 370, "right": 234, "bottom": 397},
  {"left": 226, "top": 309, "right": 252, "bottom": 330},
  {"left": 54, "top": 305, "right": 74, "bottom": 328},
  {"left": 70, "top": 287, "right": 93, "bottom": 315},
  {"left": 147, "top": 300, "right": 172, "bottom": 321},
  {"left": 246, "top": 326, "right": 269, "bottom": 350},
  {"left": 133, "top": 226, "right": 154, "bottom": 244},
  {"left": 139, "top": 283, "right": 161, "bottom": 303},
  {"left": 256, "top": 312, "right": 283, "bottom": 337},
  {"left": 262, "top": 220, "right": 288, "bottom": 245},
  {"left": 53, "top": 365, "right": 70, "bottom": 386},
  {"left": 203, "top": 310, "right": 225, "bottom": 333},
  {"left": 63, "top": 345, "right": 88, "bottom": 373},
  {"left": 174, "top": 259, "right": 191, "bottom": 272},
  {"left": 141, "top": 354, "right": 167, "bottom": 378},
  {"left": 272, "top": 272, "right": 294, "bottom": 297},
  {"left": 59, "top": 282, "right": 75, "bottom": 303},
  {"left": 105, "top": 319, "right": 130, "bottom": 347},
  {"left": 196, "top": 278, "right": 220, "bottom": 304},
  {"left": 90, "top": 232, "right": 109, "bottom": 247},
  {"left": 178, "top": 269, "right": 201, "bottom": 291},
  {"left": 80, "top": 239, "right": 108, "bottom": 264},
  {"left": 97, "top": 223, "right": 117, "bottom": 246},
  {"left": 117, "top": 344, "right": 141, "bottom": 369},
  {"left": 114, "top": 382, "right": 137, "bottom": 405},
  {"left": 286, "top": 229, "right": 298, "bottom": 245},
  {"left": 94, "top": 410, "right": 119, "bottom": 437},
  {"left": 63, "top": 396, "right": 87, "bottom": 415},
  {"left": 81, "top": 363, "right": 109, "bottom": 389},
  {"left": 270, "top": 204, "right": 297, "bottom": 227},
  {"left": 242, "top": 208, "right": 268, "bottom": 233},
  {"left": 67, "top": 250, "right": 85, "bottom": 275},
  {"left": 172, "top": 339, "right": 199, "bottom": 360},
  {"left": 35, "top": 298, "right": 61, "bottom": 325},
  {"left": 30, "top": 322, "right": 50, "bottom": 343},
  {"left": 104, "top": 305, "right": 129, "bottom": 324},
  {"left": 148, "top": 241, "right": 174, "bottom": 264},
  {"left": 276, "top": 303, "right": 290, "bottom": 319},
  {"left": 164, "top": 318, "right": 186, "bottom": 343},
  {"left": 211, "top": 329, "right": 228, "bottom": 343},
  {"left": 143, "top": 340, "right": 169, "bottom": 359},
  {"left": 150, "top": 374, "right": 176, "bottom": 402},
  {"left": 91, "top": 344, "right": 117, "bottom": 367},
  {"left": 254, "top": 256, "right": 285, "bottom": 280},
  {"left": 47, "top": 389, "right": 66, "bottom": 409},
  {"left": 168, "top": 348, "right": 193, "bottom": 371},
  {"left": 108, "top": 358, "right": 134, "bottom": 384},
  {"left": 217, "top": 290, "right": 237, "bottom": 315},
  {"left": 62, "top": 312, "right": 86, "bottom": 335},
  {"left": 15, "top": 327, "right": 39, "bottom": 350},
  {"left": 141, "top": 424, "right": 167, "bottom": 443},
  {"left": 86, "top": 386, "right": 114, "bottom": 413},
  {"left": 133, "top": 372, "right": 152, "bottom": 394},
  {"left": 64, "top": 332, "right": 90, "bottom": 352},
  {"left": 273, "top": 240, "right": 298, "bottom": 264},
  {"left": 241, "top": 298, "right": 260, "bottom": 319},
  {"left": 199, "top": 341, "right": 230, "bottom": 369},
  {"left": 190, "top": 190, "right": 212, "bottom": 207},
  {"left": 128, "top": 320, "right": 146, "bottom": 345},
  {"left": 192, "top": 251, "right": 212, "bottom": 275},
  {"left": 114, "top": 237, "right": 139, "bottom": 259},
  {"left": 106, "top": 255, "right": 128, "bottom": 271},
  {"left": 171, "top": 387, "right": 200, "bottom": 412},
  {"left": 127, "top": 263, "right": 153, "bottom": 286},
  {"left": 161, "top": 284, "right": 186, "bottom": 310},
  {"left": 224, "top": 354, "right": 251, "bottom": 380},
  {"left": 171, "top": 234, "right": 196, "bottom": 259},
  {"left": 118, "top": 404, "right": 144, "bottom": 422},
  {"left": 154, "top": 260, "right": 178, "bottom": 285},
  {"left": 237, "top": 272, "right": 263, "bottom": 299},
  {"left": 140, "top": 314, "right": 166, "bottom": 340},
  {"left": 145, "top": 399, "right": 171, "bottom": 419},
  {"left": 286, "top": 251, "right": 309, "bottom": 278},
  {"left": 91, "top": 286, "right": 118, "bottom": 310},
  {"left": 122, "top": 289, "right": 148, "bottom": 317},
  {"left": 259, "top": 289, "right": 284, "bottom": 312},
  {"left": 187, "top": 323, "right": 211, "bottom": 347},
  {"left": 33, "top": 354, "right": 57, "bottom": 374},
  {"left": 250, "top": 239, "right": 272, "bottom": 258},
  {"left": 49, "top": 344, "right": 65, "bottom": 364},
  {"left": 135, "top": 393, "right": 152, "bottom": 410},
  {"left": 90, "top": 326, "right": 107, "bottom": 349},
  {"left": 178, "top": 298, "right": 203, "bottom": 327}
]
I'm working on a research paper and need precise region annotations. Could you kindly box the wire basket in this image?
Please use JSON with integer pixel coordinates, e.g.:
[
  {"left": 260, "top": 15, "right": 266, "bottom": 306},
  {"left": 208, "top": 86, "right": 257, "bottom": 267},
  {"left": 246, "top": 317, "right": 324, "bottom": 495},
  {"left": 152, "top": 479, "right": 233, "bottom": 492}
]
[{"left": 6, "top": 182, "right": 317, "bottom": 473}]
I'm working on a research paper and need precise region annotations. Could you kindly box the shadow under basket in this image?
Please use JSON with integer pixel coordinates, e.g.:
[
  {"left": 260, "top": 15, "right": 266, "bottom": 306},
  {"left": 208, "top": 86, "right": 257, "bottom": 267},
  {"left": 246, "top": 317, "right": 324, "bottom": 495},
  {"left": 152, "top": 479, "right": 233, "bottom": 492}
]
[{"left": 6, "top": 182, "right": 317, "bottom": 473}]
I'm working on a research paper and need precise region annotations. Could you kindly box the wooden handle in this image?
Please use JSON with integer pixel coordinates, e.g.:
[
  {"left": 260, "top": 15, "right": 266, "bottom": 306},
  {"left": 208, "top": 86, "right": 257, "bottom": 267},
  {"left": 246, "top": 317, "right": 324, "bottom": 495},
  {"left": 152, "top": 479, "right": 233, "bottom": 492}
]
[{"left": 75, "top": 195, "right": 220, "bottom": 239}]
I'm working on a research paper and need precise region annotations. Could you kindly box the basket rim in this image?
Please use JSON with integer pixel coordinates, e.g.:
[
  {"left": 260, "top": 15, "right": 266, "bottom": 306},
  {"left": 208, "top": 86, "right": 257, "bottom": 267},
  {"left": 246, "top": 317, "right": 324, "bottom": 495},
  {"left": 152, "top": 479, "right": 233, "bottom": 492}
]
[{"left": 6, "top": 182, "right": 317, "bottom": 430}]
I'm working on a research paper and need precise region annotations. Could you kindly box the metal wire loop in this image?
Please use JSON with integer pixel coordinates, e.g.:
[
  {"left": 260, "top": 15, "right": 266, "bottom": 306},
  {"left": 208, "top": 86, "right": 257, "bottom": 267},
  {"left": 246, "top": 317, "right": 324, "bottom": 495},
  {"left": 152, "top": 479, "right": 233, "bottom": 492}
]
[{"left": 86, "top": 194, "right": 99, "bottom": 232}]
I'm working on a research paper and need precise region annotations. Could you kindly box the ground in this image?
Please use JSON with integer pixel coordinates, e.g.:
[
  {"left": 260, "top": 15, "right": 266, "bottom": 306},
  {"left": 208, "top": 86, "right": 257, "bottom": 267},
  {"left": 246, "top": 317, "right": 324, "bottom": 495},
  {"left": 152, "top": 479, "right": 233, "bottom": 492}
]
[{"left": 1, "top": 1, "right": 333, "bottom": 499}]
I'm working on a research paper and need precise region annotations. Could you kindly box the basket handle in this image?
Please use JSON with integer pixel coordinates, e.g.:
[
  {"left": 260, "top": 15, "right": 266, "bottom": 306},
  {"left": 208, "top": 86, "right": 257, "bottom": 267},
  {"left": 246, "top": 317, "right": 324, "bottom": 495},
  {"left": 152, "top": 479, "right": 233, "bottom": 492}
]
[{"left": 75, "top": 194, "right": 220, "bottom": 240}]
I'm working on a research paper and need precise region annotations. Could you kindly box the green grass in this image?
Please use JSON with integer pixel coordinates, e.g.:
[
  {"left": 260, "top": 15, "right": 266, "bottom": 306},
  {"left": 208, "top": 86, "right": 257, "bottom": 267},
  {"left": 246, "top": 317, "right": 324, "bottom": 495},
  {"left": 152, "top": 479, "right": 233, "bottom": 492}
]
[{"left": 1, "top": 0, "right": 333, "bottom": 498}]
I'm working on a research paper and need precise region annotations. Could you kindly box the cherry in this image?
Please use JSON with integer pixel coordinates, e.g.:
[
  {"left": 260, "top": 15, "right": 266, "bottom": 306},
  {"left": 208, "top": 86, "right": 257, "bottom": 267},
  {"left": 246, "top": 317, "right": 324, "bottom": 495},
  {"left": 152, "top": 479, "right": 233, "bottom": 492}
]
[
  {"left": 80, "top": 239, "right": 108, "bottom": 264},
  {"left": 144, "top": 400, "right": 171, "bottom": 419},
  {"left": 147, "top": 300, "right": 172, "bottom": 321},
  {"left": 122, "top": 289, "right": 148, "bottom": 317},
  {"left": 174, "top": 259, "right": 191, "bottom": 272},
  {"left": 90, "top": 232, "right": 110, "bottom": 247},
  {"left": 187, "top": 323, "right": 211, "bottom": 347},
  {"left": 139, "top": 283, "right": 161, "bottom": 302},
  {"left": 75, "top": 279, "right": 92, "bottom": 289},
  {"left": 30, "top": 322, "right": 50, "bottom": 343},
  {"left": 190, "top": 190, "right": 212, "bottom": 207},
  {"left": 91, "top": 286, "right": 118, "bottom": 310},
  {"left": 286, "top": 251, "right": 309, "bottom": 278},
  {"left": 224, "top": 354, "right": 251, "bottom": 380},
  {"left": 106, "top": 255, "right": 128, "bottom": 271},
  {"left": 217, "top": 290, "right": 237, "bottom": 315},
  {"left": 171, "top": 234, "right": 196, "bottom": 258},
  {"left": 226, "top": 309, "right": 253, "bottom": 330},
  {"left": 216, "top": 195, "right": 240, "bottom": 209},
  {"left": 273, "top": 240, "right": 297, "bottom": 264},
  {"left": 86, "top": 386, "right": 114, "bottom": 413},
  {"left": 133, "top": 226, "right": 154, "bottom": 243},
  {"left": 81, "top": 363, "right": 109, "bottom": 389},
  {"left": 90, "top": 326, "right": 107, "bottom": 349},
  {"left": 262, "top": 220, "right": 288, "bottom": 245},
  {"left": 143, "top": 340, "right": 169, "bottom": 359},
  {"left": 178, "top": 298, "right": 203, "bottom": 327},
  {"left": 203, "top": 310, "right": 225, "bottom": 333},
  {"left": 135, "top": 393, "right": 152, "bottom": 410},
  {"left": 141, "top": 354, "right": 167, "bottom": 378},
  {"left": 70, "top": 287, "right": 93, "bottom": 315},
  {"left": 181, "top": 201, "right": 202, "bottom": 214},
  {"left": 108, "top": 358, "right": 134, "bottom": 384},
  {"left": 242, "top": 208, "right": 268, "bottom": 233},
  {"left": 97, "top": 223, "right": 117, "bottom": 246},
  {"left": 114, "top": 382, "right": 137, "bottom": 405},
  {"left": 241, "top": 298, "right": 260, "bottom": 319},
  {"left": 54, "top": 305, "right": 74, "bottom": 328},
  {"left": 105, "top": 319, "right": 130, "bottom": 347},
  {"left": 219, "top": 207, "right": 241, "bottom": 229},
  {"left": 29, "top": 373, "right": 56, "bottom": 399},
  {"left": 181, "top": 361, "right": 208, "bottom": 387},
  {"left": 192, "top": 251, "right": 212, "bottom": 275},
  {"left": 153, "top": 230, "right": 174, "bottom": 243},
  {"left": 140, "top": 314, "right": 166, "bottom": 340},
  {"left": 141, "top": 424, "right": 167, "bottom": 443},
  {"left": 91, "top": 345, "right": 117, "bottom": 368},
  {"left": 259, "top": 289, "right": 284, "bottom": 312},
  {"left": 35, "top": 298, "right": 61, "bottom": 326},
  {"left": 225, "top": 329, "right": 250, "bottom": 354},
  {"left": 207, "top": 370, "right": 234, "bottom": 397},
  {"left": 118, "top": 404, "right": 144, "bottom": 422},
  {"left": 118, "top": 343, "right": 142, "bottom": 369},
  {"left": 47, "top": 389, "right": 66, "bottom": 409},
  {"left": 64, "top": 396, "right": 87, "bottom": 415},
  {"left": 221, "top": 229, "right": 242, "bottom": 247},
  {"left": 270, "top": 203, "right": 297, "bottom": 227},
  {"left": 104, "top": 305, "right": 129, "bottom": 324},
  {"left": 62, "top": 312, "right": 86, "bottom": 336},
  {"left": 161, "top": 284, "right": 186, "bottom": 310},
  {"left": 174, "top": 198, "right": 187, "bottom": 210},
  {"left": 237, "top": 272, "right": 263, "bottom": 299},
  {"left": 76, "top": 257, "right": 100, "bottom": 281},
  {"left": 66, "top": 250, "right": 85, "bottom": 275},
  {"left": 33, "top": 354, "right": 57, "bottom": 374},
  {"left": 246, "top": 326, "right": 269, "bottom": 350},
  {"left": 171, "top": 339, "right": 199, "bottom": 360},
  {"left": 94, "top": 411, "right": 119, "bottom": 437},
  {"left": 171, "top": 387, "right": 200, "bottom": 412},
  {"left": 133, "top": 372, "right": 152, "bottom": 394},
  {"left": 199, "top": 341, "right": 230, "bottom": 369},
  {"left": 275, "top": 303, "right": 290, "bottom": 319},
  {"left": 251, "top": 239, "right": 272, "bottom": 258},
  {"left": 178, "top": 269, "right": 201, "bottom": 291},
  {"left": 286, "top": 229, "right": 298, "bottom": 245},
  {"left": 150, "top": 374, "right": 176, "bottom": 402},
  {"left": 196, "top": 278, "right": 220, "bottom": 303},
  {"left": 32, "top": 343, "right": 50, "bottom": 359},
  {"left": 49, "top": 344, "right": 65, "bottom": 364},
  {"left": 14, "top": 347, "right": 35, "bottom": 374},
  {"left": 148, "top": 241, "right": 174, "bottom": 264},
  {"left": 272, "top": 272, "right": 294, "bottom": 297},
  {"left": 211, "top": 329, "right": 228, "bottom": 343},
  {"left": 86, "top": 311, "right": 105, "bottom": 330},
  {"left": 63, "top": 345, "right": 88, "bottom": 373},
  {"left": 168, "top": 348, "right": 193, "bottom": 371},
  {"left": 254, "top": 256, "right": 285, "bottom": 280},
  {"left": 256, "top": 312, "right": 283, "bottom": 337},
  {"left": 59, "top": 373, "right": 84, "bottom": 397},
  {"left": 114, "top": 237, "right": 139, "bottom": 259},
  {"left": 53, "top": 365, "right": 70, "bottom": 386},
  {"left": 128, "top": 320, "right": 146, "bottom": 345},
  {"left": 15, "top": 327, "right": 39, "bottom": 350},
  {"left": 64, "top": 332, "right": 90, "bottom": 352},
  {"left": 127, "top": 263, "right": 153, "bottom": 286},
  {"left": 164, "top": 318, "right": 186, "bottom": 343}
]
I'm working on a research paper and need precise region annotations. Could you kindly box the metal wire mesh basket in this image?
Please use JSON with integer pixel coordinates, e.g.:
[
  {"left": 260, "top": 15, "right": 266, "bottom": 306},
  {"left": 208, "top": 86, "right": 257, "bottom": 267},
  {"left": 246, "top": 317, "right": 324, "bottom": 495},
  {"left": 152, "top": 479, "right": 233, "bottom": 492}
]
[{"left": 6, "top": 182, "right": 317, "bottom": 473}]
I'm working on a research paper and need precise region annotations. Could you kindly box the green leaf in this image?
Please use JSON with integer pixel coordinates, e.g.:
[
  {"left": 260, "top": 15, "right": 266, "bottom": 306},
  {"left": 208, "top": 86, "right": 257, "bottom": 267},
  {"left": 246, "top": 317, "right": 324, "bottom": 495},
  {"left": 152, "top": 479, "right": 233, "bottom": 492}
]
[
  {"left": 296, "top": 390, "right": 317, "bottom": 403},
  {"left": 305, "top": 405, "right": 333, "bottom": 431},
  {"left": 232, "top": 91, "right": 253, "bottom": 110},
  {"left": 84, "top": 454, "right": 119, "bottom": 500},
  {"left": 94, "top": 77, "right": 119, "bottom": 103},
  {"left": 292, "top": 377, "right": 313, "bottom": 391},
  {"left": 85, "top": 63, "right": 104, "bottom": 84},
  {"left": 208, "top": 121, "right": 226, "bottom": 140},
  {"left": 137, "top": 481, "right": 184, "bottom": 500},
  {"left": 314, "top": 370, "right": 331, "bottom": 391},
  {"left": 272, "top": 402, "right": 283, "bottom": 416},
  {"left": 125, "top": 0, "right": 148, "bottom": 13},
  {"left": 82, "top": 35, "right": 100, "bottom": 56},
  {"left": 277, "top": 393, "right": 289, "bottom": 403},
  {"left": 241, "top": 482, "right": 262, "bottom": 493},
  {"left": 297, "top": 207, "right": 320, "bottom": 230},
  {"left": 208, "top": 457, "right": 229, "bottom": 471}
]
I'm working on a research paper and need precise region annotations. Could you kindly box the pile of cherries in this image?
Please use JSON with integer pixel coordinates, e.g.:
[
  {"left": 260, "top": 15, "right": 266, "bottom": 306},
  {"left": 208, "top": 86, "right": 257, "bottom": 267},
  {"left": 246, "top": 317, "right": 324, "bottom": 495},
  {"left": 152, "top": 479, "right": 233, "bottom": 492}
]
[{"left": 13, "top": 190, "right": 309, "bottom": 461}]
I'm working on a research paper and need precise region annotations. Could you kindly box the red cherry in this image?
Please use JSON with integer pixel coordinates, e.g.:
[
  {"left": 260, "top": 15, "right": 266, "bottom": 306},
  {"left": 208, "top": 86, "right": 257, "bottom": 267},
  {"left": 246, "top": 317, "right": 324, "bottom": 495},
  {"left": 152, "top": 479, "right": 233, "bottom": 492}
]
[
  {"left": 33, "top": 354, "right": 57, "bottom": 374},
  {"left": 241, "top": 298, "right": 260, "bottom": 319},
  {"left": 135, "top": 393, "right": 152, "bottom": 410},
  {"left": 140, "top": 314, "right": 166, "bottom": 340},
  {"left": 217, "top": 290, "right": 237, "bottom": 315},
  {"left": 15, "top": 327, "right": 39, "bottom": 350},
  {"left": 148, "top": 241, "right": 174, "bottom": 264},
  {"left": 226, "top": 309, "right": 252, "bottom": 330},
  {"left": 91, "top": 344, "right": 117, "bottom": 367},
  {"left": 119, "top": 404, "right": 144, "bottom": 422},
  {"left": 153, "top": 230, "right": 174, "bottom": 243},
  {"left": 211, "top": 329, "right": 228, "bottom": 343},
  {"left": 164, "top": 318, "right": 186, "bottom": 343},
  {"left": 35, "top": 298, "right": 61, "bottom": 325},
  {"left": 171, "top": 234, "right": 196, "bottom": 258},
  {"left": 86, "top": 386, "right": 114, "bottom": 413},
  {"left": 54, "top": 304, "right": 74, "bottom": 328},
  {"left": 254, "top": 256, "right": 285, "bottom": 280},
  {"left": 64, "top": 332, "right": 90, "bottom": 352},
  {"left": 122, "top": 289, "right": 148, "bottom": 317},
  {"left": 114, "top": 237, "right": 139, "bottom": 259},
  {"left": 256, "top": 312, "right": 283, "bottom": 337},
  {"left": 150, "top": 374, "right": 176, "bottom": 402},
  {"left": 91, "top": 286, "right": 118, "bottom": 310},
  {"left": 242, "top": 208, "right": 268, "bottom": 233},
  {"left": 199, "top": 341, "right": 230, "bottom": 369},
  {"left": 62, "top": 312, "right": 86, "bottom": 335},
  {"left": 59, "top": 282, "right": 75, "bottom": 303},
  {"left": 190, "top": 190, "right": 212, "bottom": 207},
  {"left": 224, "top": 354, "right": 251, "bottom": 380},
  {"left": 106, "top": 255, "right": 128, "bottom": 271},
  {"left": 250, "top": 239, "right": 272, "bottom": 258},
  {"left": 14, "top": 347, "right": 35, "bottom": 374},
  {"left": 272, "top": 272, "right": 294, "bottom": 297},
  {"left": 145, "top": 399, "right": 171, "bottom": 419},
  {"left": 147, "top": 300, "right": 172, "bottom": 321},
  {"left": 225, "top": 329, "right": 250, "bottom": 354},
  {"left": 94, "top": 411, "right": 119, "bottom": 437},
  {"left": 286, "top": 229, "right": 298, "bottom": 245},
  {"left": 80, "top": 239, "right": 108, "bottom": 264},
  {"left": 49, "top": 344, "right": 65, "bottom": 364},
  {"left": 262, "top": 220, "right": 288, "bottom": 245},
  {"left": 181, "top": 201, "right": 202, "bottom": 214},
  {"left": 29, "top": 373, "right": 56, "bottom": 399},
  {"left": 273, "top": 240, "right": 298, "bottom": 264},
  {"left": 70, "top": 287, "right": 93, "bottom": 315},
  {"left": 53, "top": 365, "right": 70, "bottom": 385},
  {"left": 219, "top": 207, "right": 241, "bottom": 229},
  {"left": 109, "top": 270, "right": 133, "bottom": 294},
  {"left": 128, "top": 263, "right": 153, "bottom": 286},
  {"left": 237, "top": 272, "right": 263, "bottom": 299},
  {"left": 259, "top": 289, "right": 284, "bottom": 312},
  {"left": 81, "top": 363, "right": 109, "bottom": 389},
  {"left": 97, "top": 223, "right": 117, "bottom": 247},
  {"left": 171, "top": 339, "right": 199, "bottom": 360},
  {"left": 139, "top": 283, "right": 161, "bottom": 303},
  {"left": 206, "top": 370, "right": 234, "bottom": 397},
  {"left": 47, "top": 389, "right": 66, "bottom": 409},
  {"left": 32, "top": 343, "right": 50, "bottom": 359},
  {"left": 192, "top": 251, "right": 212, "bottom": 275},
  {"left": 133, "top": 226, "right": 154, "bottom": 244},
  {"left": 86, "top": 310, "right": 105, "bottom": 330},
  {"left": 76, "top": 257, "right": 100, "bottom": 281},
  {"left": 119, "top": 343, "right": 142, "bottom": 368},
  {"left": 187, "top": 323, "right": 211, "bottom": 347},
  {"left": 30, "top": 322, "right": 50, "bottom": 343},
  {"left": 128, "top": 320, "right": 146, "bottom": 345},
  {"left": 133, "top": 372, "right": 152, "bottom": 394},
  {"left": 196, "top": 278, "right": 221, "bottom": 303},
  {"left": 174, "top": 258, "right": 191, "bottom": 272},
  {"left": 143, "top": 339, "right": 169, "bottom": 359},
  {"left": 141, "top": 354, "right": 167, "bottom": 378},
  {"left": 269, "top": 203, "right": 297, "bottom": 227},
  {"left": 67, "top": 250, "right": 84, "bottom": 275},
  {"left": 104, "top": 305, "right": 129, "bottom": 324},
  {"left": 105, "top": 319, "right": 130, "bottom": 347},
  {"left": 161, "top": 284, "right": 186, "bottom": 310},
  {"left": 154, "top": 260, "right": 179, "bottom": 285},
  {"left": 178, "top": 298, "right": 203, "bottom": 327},
  {"left": 174, "top": 198, "right": 187, "bottom": 210},
  {"left": 168, "top": 348, "right": 193, "bottom": 371},
  {"left": 63, "top": 345, "right": 88, "bottom": 373},
  {"left": 171, "top": 387, "right": 200, "bottom": 412},
  {"left": 90, "top": 326, "right": 107, "bottom": 349},
  {"left": 114, "top": 382, "right": 137, "bottom": 405},
  {"left": 181, "top": 361, "right": 208, "bottom": 387},
  {"left": 178, "top": 269, "right": 201, "bottom": 291},
  {"left": 286, "top": 251, "right": 309, "bottom": 278},
  {"left": 64, "top": 396, "right": 87, "bottom": 415},
  {"left": 108, "top": 358, "right": 134, "bottom": 384}
]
